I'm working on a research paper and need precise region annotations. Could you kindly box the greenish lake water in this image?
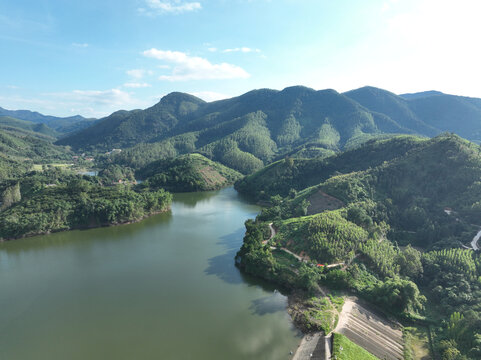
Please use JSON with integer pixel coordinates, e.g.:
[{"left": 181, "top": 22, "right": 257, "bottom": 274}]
[{"left": 0, "top": 188, "right": 300, "bottom": 360}]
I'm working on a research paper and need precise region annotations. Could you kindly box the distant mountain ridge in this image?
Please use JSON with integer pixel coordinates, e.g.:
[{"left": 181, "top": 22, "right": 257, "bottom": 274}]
[
  {"left": 0, "top": 106, "right": 97, "bottom": 134},
  {"left": 344, "top": 86, "right": 481, "bottom": 140}
]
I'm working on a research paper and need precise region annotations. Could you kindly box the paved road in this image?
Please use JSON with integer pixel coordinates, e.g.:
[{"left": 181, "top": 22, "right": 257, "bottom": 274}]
[{"left": 471, "top": 228, "right": 481, "bottom": 250}]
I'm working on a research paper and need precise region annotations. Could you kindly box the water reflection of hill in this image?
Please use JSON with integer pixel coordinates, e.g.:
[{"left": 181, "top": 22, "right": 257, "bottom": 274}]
[
  {"left": 173, "top": 190, "right": 218, "bottom": 208},
  {"left": 0, "top": 210, "right": 173, "bottom": 256}
]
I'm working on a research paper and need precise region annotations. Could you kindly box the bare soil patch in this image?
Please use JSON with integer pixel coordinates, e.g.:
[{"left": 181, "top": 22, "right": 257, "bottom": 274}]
[
  {"left": 198, "top": 166, "right": 227, "bottom": 187},
  {"left": 307, "top": 190, "right": 344, "bottom": 215}
]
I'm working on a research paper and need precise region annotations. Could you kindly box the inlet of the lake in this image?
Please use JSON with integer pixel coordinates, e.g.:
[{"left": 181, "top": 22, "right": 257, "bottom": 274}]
[{"left": 0, "top": 187, "right": 300, "bottom": 360}]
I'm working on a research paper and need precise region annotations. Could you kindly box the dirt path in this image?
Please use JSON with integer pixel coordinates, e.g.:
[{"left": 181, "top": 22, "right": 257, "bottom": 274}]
[
  {"left": 334, "top": 298, "right": 355, "bottom": 333},
  {"left": 280, "top": 247, "right": 304, "bottom": 262},
  {"left": 262, "top": 223, "right": 276, "bottom": 245}
]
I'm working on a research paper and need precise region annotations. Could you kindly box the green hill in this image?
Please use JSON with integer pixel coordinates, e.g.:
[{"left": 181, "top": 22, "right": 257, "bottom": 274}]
[
  {"left": 235, "top": 135, "right": 427, "bottom": 200},
  {"left": 408, "top": 94, "right": 481, "bottom": 141},
  {"left": 235, "top": 134, "right": 481, "bottom": 359},
  {"left": 344, "top": 86, "right": 437, "bottom": 135},
  {"left": 137, "top": 153, "right": 242, "bottom": 192},
  {"left": 57, "top": 92, "right": 206, "bottom": 150},
  {"left": 238, "top": 134, "right": 481, "bottom": 248},
  {"left": 346, "top": 87, "right": 481, "bottom": 142},
  {"left": 0, "top": 126, "right": 72, "bottom": 181},
  {"left": 0, "top": 116, "right": 59, "bottom": 138},
  {"left": 0, "top": 127, "right": 70, "bottom": 162}
]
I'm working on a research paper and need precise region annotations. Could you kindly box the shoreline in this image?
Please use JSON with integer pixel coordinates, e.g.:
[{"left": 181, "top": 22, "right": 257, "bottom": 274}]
[{"left": 0, "top": 206, "right": 171, "bottom": 242}]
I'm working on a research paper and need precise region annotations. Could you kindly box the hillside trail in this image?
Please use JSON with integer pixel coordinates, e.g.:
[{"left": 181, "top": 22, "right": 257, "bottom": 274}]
[{"left": 262, "top": 222, "right": 276, "bottom": 245}]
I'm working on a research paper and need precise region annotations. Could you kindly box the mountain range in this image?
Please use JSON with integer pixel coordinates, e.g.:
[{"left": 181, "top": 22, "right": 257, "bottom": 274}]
[
  {"left": 52, "top": 85, "right": 481, "bottom": 173},
  {"left": 0, "top": 107, "right": 96, "bottom": 135},
  {"left": 4, "top": 85, "right": 481, "bottom": 176}
]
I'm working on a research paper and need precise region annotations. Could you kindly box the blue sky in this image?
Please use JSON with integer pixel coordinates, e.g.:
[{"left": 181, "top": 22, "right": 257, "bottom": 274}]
[{"left": 1, "top": 0, "right": 481, "bottom": 118}]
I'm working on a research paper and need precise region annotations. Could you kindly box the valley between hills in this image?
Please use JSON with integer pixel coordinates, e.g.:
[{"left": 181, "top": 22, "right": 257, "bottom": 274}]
[{"left": 2, "top": 85, "right": 481, "bottom": 359}]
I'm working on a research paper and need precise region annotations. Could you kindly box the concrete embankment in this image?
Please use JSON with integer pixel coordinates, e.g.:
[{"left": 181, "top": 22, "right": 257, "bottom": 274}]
[
  {"left": 335, "top": 299, "right": 404, "bottom": 360},
  {"left": 291, "top": 298, "right": 404, "bottom": 360},
  {"left": 292, "top": 333, "right": 327, "bottom": 360}
]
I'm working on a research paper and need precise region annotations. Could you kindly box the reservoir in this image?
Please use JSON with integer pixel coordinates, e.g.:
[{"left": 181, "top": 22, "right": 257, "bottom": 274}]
[{"left": 0, "top": 188, "right": 299, "bottom": 360}]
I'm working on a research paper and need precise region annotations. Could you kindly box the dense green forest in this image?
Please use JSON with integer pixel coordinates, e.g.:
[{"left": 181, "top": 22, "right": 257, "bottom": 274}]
[
  {"left": 235, "top": 134, "right": 481, "bottom": 359},
  {"left": 0, "top": 125, "right": 74, "bottom": 181},
  {"left": 0, "top": 168, "right": 172, "bottom": 240},
  {"left": 235, "top": 135, "right": 428, "bottom": 200},
  {"left": 137, "top": 153, "right": 242, "bottom": 192}
]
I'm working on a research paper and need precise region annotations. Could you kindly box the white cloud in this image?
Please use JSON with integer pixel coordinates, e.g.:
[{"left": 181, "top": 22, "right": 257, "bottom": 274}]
[
  {"left": 38, "top": 89, "right": 151, "bottom": 117},
  {"left": 72, "top": 43, "right": 89, "bottom": 48},
  {"left": 139, "top": 0, "right": 201, "bottom": 15},
  {"left": 208, "top": 47, "right": 218, "bottom": 52},
  {"left": 126, "top": 69, "right": 153, "bottom": 79},
  {"left": 192, "top": 91, "right": 230, "bottom": 102},
  {"left": 123, "top": 82, "right": 152, "bottom": 88},
  {"left": 52, "top": 89, "right": 135, "bottom": 107},
  {"left": 223, "top": 47, "right": 261, "bottom": 53},
  {"left": 143, "top": 48, "right": 250, "bottom": 81}
]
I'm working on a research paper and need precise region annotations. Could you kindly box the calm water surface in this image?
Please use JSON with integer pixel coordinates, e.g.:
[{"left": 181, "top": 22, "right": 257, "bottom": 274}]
[{"left": 0, "top": 188, "right": 300, "bottom": 360}]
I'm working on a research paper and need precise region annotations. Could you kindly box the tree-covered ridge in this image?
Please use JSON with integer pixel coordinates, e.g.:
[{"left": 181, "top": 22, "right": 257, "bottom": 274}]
[
  {"left": 136, "top": 153, "right": 242, "bottom": 192},
  {"left": 345, "top": 86, "right": 481, "bottom": 143},
  {"left": 235, "top": 134, "right": 481, "bottom": 359},
  {"left": 57, "top": 92, "right": 205, "bottom": 150},
  {"left": 0, "top": 169, "right": 172, "bottom": 240},
  {"left": 319, "top": 134, "right": 481, "bottom": 248},
  {"left": 0, "top": 116, "right": 59, "bottom": 138},
  {"left": 235, "top": 135, "right": 428, "bottom": 200}
]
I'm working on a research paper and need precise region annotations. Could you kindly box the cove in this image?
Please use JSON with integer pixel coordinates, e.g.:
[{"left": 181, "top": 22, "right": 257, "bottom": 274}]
[{"left": 0, "top": 187, "right": 300, "bottom": 360}]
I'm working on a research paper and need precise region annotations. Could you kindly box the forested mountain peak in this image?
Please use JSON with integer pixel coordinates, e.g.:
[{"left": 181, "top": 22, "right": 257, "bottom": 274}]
[{"left": 156, "top": 92, "right": 205, "bottom": 111}]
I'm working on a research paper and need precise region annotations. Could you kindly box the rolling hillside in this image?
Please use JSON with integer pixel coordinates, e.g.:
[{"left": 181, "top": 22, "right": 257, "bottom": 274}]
[
  {"left": 137, "top": 153, "right": 242, "bottom": 192},
  {"left": 0, "top": 116, "right": 59, "bottom": 138},
  {"left": 0, "top": 126, "right": 72, "bottom": 180}
]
